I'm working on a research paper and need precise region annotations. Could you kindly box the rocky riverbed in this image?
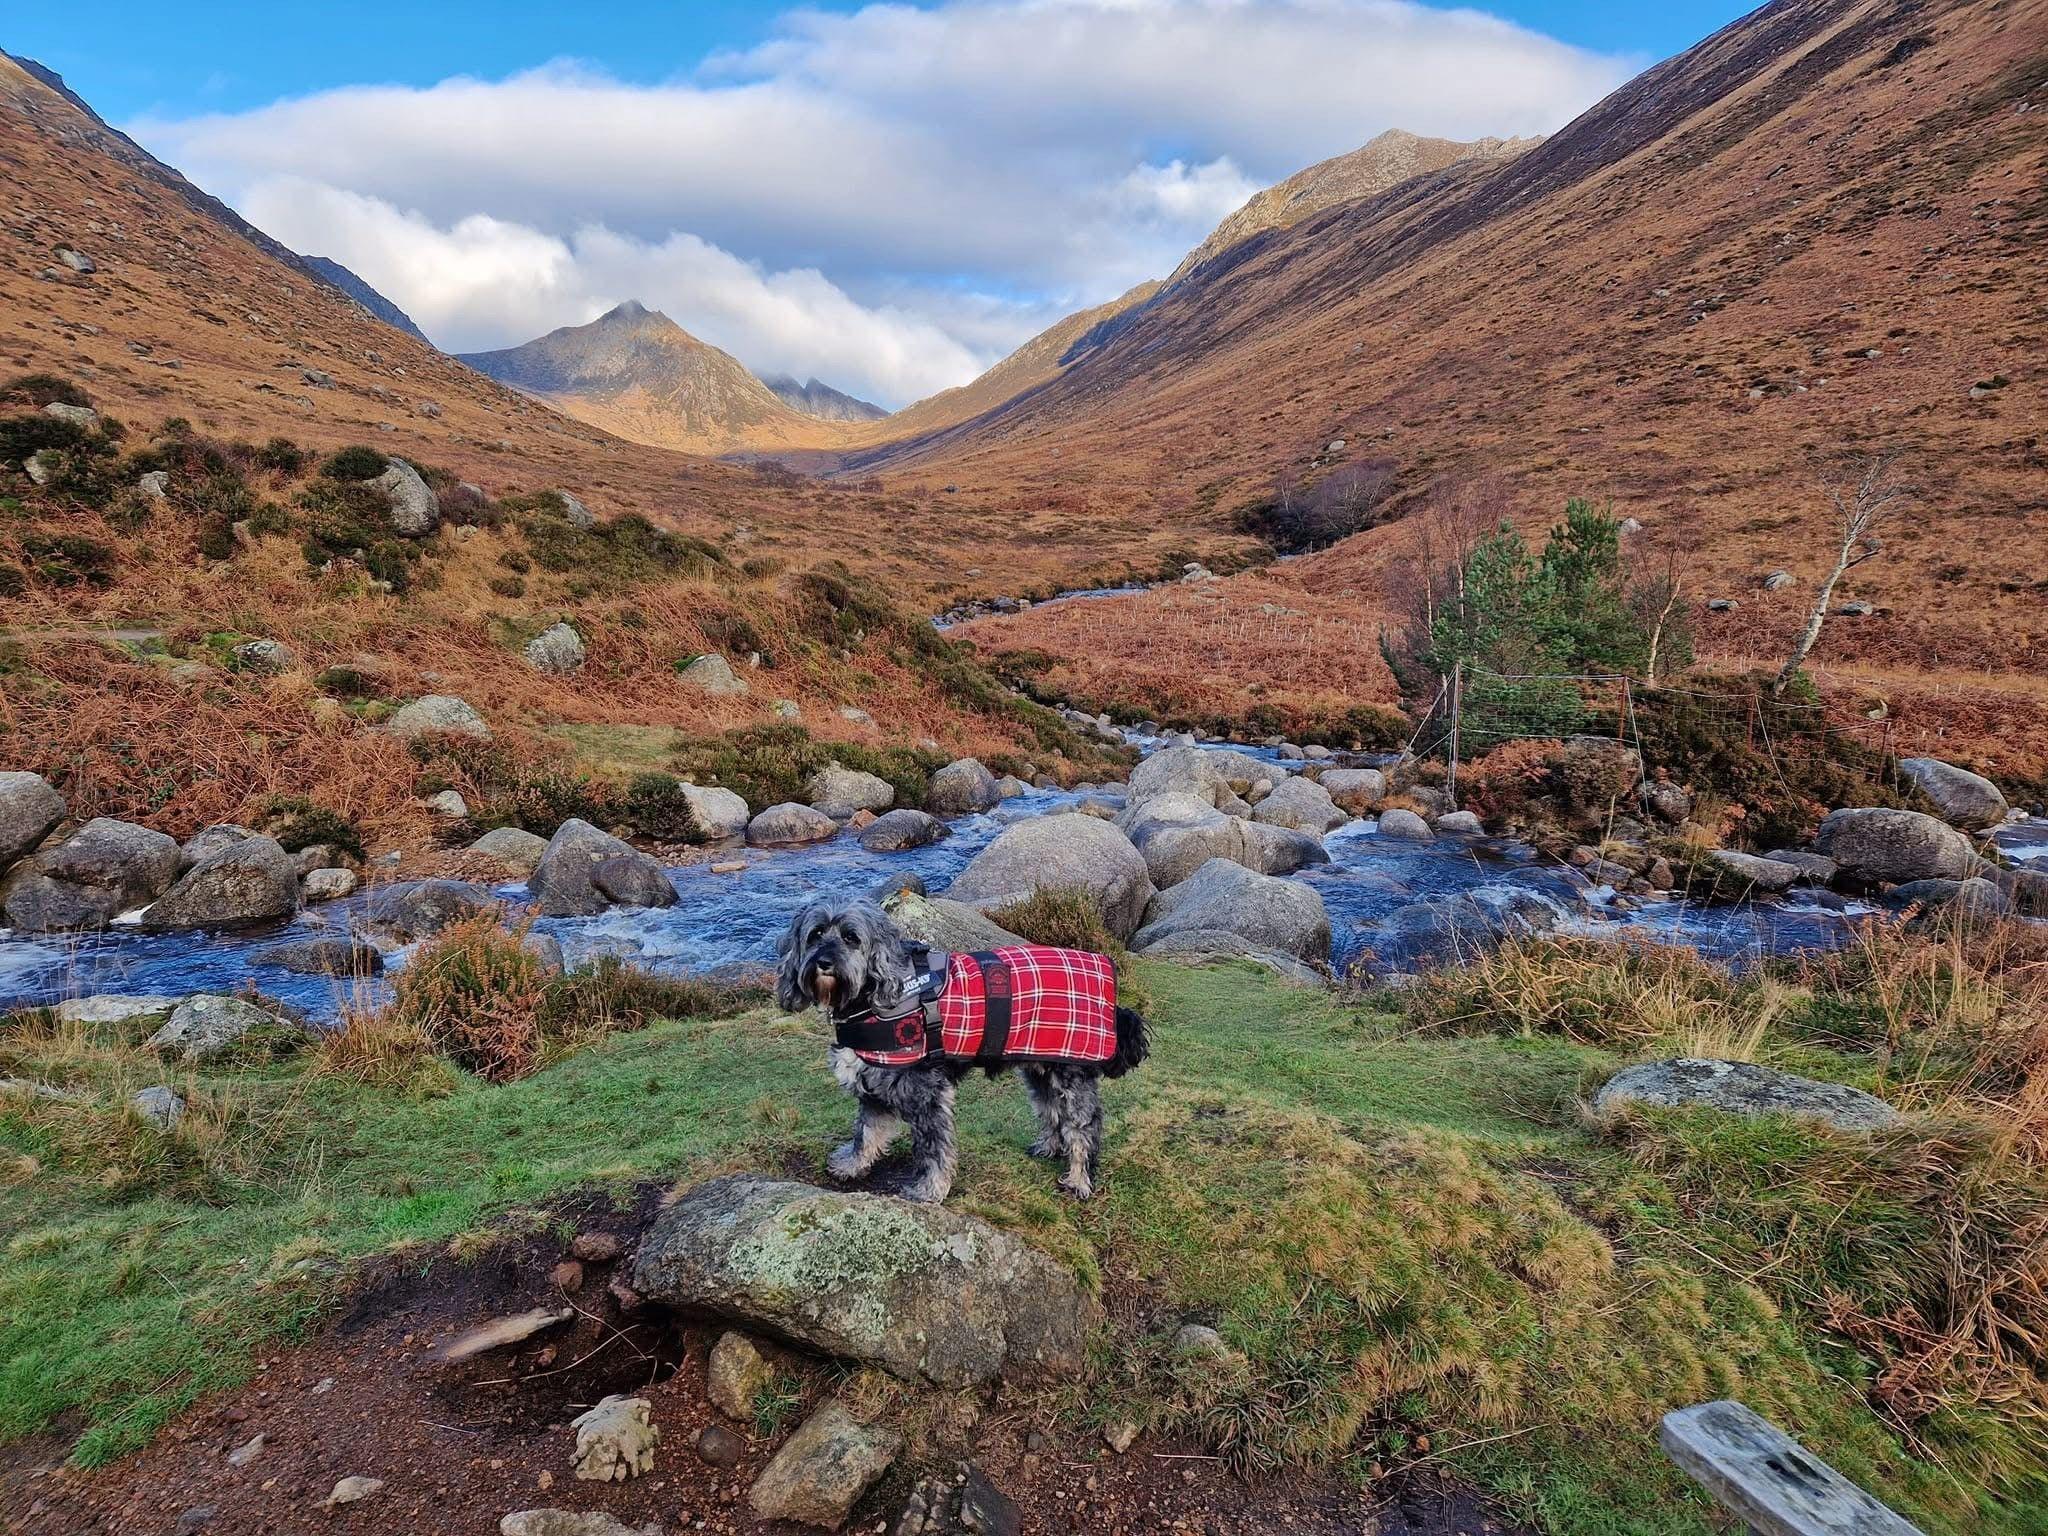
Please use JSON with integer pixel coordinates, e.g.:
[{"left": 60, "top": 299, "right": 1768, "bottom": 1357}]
[{"left": 10, "top": 731, "right": 2032, "bottom": 1026}]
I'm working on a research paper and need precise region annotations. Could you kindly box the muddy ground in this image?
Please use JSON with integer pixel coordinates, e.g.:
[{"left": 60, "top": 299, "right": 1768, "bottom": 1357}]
[{"left": 4, "top": 1187, "right": 1529, "bottom": 1536}]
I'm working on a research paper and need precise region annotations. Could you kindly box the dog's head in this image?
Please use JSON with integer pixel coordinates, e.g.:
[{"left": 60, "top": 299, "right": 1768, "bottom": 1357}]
[{"left": 776, "top": 898, "right": 913, "bottom": 1016}]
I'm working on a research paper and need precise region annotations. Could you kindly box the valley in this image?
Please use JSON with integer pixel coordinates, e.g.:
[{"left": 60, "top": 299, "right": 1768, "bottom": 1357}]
[{"left": 3, "top": 3, "right": 2047, "bottom": 1534}]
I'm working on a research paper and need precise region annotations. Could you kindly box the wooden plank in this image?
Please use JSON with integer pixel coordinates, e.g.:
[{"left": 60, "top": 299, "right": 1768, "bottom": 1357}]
[{"left": 1659, "top": 1400, "right": 1925, "bottom": 1536}]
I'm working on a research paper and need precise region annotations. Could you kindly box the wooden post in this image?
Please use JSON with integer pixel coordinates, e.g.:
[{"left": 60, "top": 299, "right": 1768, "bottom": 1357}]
[
  {"left": 1660, "top": 1401, "right": 1925, "bottom": 1536},
  {"left": 1446, "top": 661, "right": 1462, "bottom": 805}
]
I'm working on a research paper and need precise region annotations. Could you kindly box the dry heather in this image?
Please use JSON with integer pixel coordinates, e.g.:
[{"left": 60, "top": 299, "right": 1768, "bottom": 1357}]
[{"left": 956, "top": 573, "right": 1405, "bottom": 740}]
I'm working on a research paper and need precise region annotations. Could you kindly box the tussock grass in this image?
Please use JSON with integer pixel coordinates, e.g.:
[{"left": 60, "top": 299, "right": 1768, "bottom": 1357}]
[{"left": 320, "top": 917, "right": 769, "bottom": 1086}]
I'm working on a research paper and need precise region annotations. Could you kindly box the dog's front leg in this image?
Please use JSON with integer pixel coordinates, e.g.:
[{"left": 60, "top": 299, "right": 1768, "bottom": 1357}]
[
  {"left": 897, "top": 1073, "right": 958, "bottom": 1205},
  {"left": 1052, "top": 1071, "right": 1105, "bottom": 1201},
  {"left": 828, "top": 1094, "right": 903, "bottom": 1182}
]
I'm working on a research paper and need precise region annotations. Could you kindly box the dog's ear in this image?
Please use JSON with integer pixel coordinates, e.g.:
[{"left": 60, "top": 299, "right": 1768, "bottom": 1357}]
[
  {"left": 776, "top": 903, "right": 818, "bottom": 1013},
  {"left": 851, "top": 901, "right": 913, "bottom": 1012}
]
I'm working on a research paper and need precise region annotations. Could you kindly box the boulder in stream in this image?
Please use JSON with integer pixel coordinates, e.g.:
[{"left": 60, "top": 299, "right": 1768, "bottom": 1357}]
[
  {"left": 1898, "top": 757, "right": 2008, "bottom": 831},
  {"left": 140, "top": 836, "right": 299, "bottom": 930},
  {"left": 1815, "top": 807, "right": 1978, "bottom": 884},
  {"left": 945, "top": 813, "right": 1154, "bottom": 940},
  {"left": 530, "top": 819, "right": 677, "bottom": 917},
  {"left": 1133, "top": 857, "right": 1329, "bottom": 963}
]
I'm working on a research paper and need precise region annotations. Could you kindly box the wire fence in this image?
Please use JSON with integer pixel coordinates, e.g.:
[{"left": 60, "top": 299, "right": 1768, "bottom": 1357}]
[{"left": 1403, "top": 666, "right": 1897, "bottom": 804}]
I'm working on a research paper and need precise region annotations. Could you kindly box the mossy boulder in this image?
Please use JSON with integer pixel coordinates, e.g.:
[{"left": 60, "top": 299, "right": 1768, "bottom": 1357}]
[{"left": 630, "top": 1174, "right": 1098, "bottom": 1386}]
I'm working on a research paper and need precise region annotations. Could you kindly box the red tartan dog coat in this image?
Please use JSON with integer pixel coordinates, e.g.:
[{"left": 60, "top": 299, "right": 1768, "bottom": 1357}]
[{"left": 833, "top": 945, "right": 1119, "bottom": 1068}]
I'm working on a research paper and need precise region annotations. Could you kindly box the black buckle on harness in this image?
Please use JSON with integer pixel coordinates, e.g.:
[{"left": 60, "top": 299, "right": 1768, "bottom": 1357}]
[{"left": 968, "top": 950, "right": 1014, "bottom": 1063}]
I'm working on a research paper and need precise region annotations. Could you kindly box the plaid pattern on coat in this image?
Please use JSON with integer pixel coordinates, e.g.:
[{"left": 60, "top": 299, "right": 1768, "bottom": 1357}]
[{"left": 849, "top": 945, "right": 1119, "bottom": 1067}]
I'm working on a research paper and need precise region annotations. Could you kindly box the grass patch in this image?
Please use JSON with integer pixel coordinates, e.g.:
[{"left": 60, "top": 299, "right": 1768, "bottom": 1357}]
[{"left": 3, "top": 946, "right": 2041, "bottom": 1532}]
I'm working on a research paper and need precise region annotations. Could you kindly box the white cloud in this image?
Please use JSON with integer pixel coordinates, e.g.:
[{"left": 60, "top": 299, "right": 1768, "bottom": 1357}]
[
  {"left": 132, "top": 0, "right": 1634, "bottom": 406},
  {"left": 241, "top": 178, "right": 992, "bottom": 404}
]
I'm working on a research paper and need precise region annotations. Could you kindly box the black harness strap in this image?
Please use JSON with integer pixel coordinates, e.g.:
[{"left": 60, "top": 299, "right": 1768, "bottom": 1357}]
[{"left": 969, "top": 949, "right": 1014, "bottom": 1063}]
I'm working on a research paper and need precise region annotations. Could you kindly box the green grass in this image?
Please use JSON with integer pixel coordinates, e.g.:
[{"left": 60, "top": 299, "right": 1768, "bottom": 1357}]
[{"left": 2, "top": 959, "right": 2039, "bottom": 1534}]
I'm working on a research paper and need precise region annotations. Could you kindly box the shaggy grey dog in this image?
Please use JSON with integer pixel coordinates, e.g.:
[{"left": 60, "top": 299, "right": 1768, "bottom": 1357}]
[{"left": 776, "top": 898, "right": 1147, "bottom": 1204}]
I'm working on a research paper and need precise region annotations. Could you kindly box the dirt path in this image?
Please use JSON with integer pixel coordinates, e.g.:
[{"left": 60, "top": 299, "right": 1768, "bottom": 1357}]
[{"left": 4, "top": 1190, "right": 1530, "bottom": 1536}]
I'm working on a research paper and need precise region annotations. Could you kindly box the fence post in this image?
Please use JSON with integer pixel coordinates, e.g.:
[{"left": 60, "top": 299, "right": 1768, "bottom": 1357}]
[{"left": 1447, "top": 661, "right": 1462, "bottom": 804}]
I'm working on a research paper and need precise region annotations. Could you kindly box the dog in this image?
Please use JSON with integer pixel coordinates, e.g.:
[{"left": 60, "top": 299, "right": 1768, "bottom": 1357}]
[{"left": 776, "top": 898, "right": 1148, "bottom": 1204}]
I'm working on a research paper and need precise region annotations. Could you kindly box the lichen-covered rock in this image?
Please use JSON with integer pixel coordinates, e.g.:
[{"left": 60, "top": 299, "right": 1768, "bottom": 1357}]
[
  {"left": 807, "top": 766, "right": 895, "bottom": 821},
  {"left": 0, "top": 770, "right": 65, "bottom": 875},
  {"left": 677, "top": 653, "right": 747, "bottom": 695},
  {"left": 945, "top": 814, "right": 1154, "bottom": 940},
  {"left": 178, "top": 823, "right": 254, "bottom": 872},
  {"left": 233, "top": 638, "right": 294, "bottom": 673},
  {"left": 1707, "top": 849, "right": 1802, "bottom": 894},
  {"left": 881, "top": 890, "right": 1025, "bottom": 954},
  {"left": 569, "top": 1395, "right": 658, "bottom": 1482},
  {"left": 1117, "top": 794, "right": 1323, "bottom": 888},
  {"left": 1815, "top": 807, "right": 1977, "bottom": 884},
  {"left": 1899, "top": 757, "right": 2009, "bottom": 831},
  {"left": 1129, "top": 928, "right": 1325, "bottom": 986},
  {"left": 140, "top": 836, "right": 298, "bottom": 930},
  {"left": 706, "top": 1331, "right": 774, "bottom": 1421},
  {"left": 372, "top": 456, "right": 440, "bottom": 537},
  {"left": 1375, "top": 808, "right": 1434, "bottom": 842},
  {"left": 524, "top": 623, "right": 586, "bottom": 675},
  {"left": 56, "top": 994, "right": 182, "bottom": 1025},
  {"left": 1126, "top": 746, "right": 1275, "bottom": 811},
  {"left": 301, "top": 867, "right": 359, "bottom": 902},
  {"left": 678, "top": 783, "right": 750, "bottom": 841},
  {"left": 859, "top": 809, "right": 947, "bottom": 853},
  {"left": 354, "top": 878, "right": 497, "bottom": 941},
  {"left": 749, "top": 1401, "right": 900, "bottom": 1531},
  {"left": 4, "top": 817, "right": 181, "bottom": 930},
  {"left": 469, "top": 826, "right": 551, "bottom": 873},
  {"left": 531, "top": 820, "right": 677, "bottom": 917},
  {"left": 1317, "top": 767, "right": 1385, "bottom": 814},
  {"left": 748, "top": 802, "right": 838, "bottom": 848},
  {"left": 500, "top": 1512, "right": 661, "bottom": 1536},
  {"left": 631, "top": 1175, "right": 1100, "bottom": 1386},
  {"left": 253, "top": 936, "right": 386, "bottom": 976},
  {"left": 925, "top": 758, "right": 1000, "bottom": 816},
  {"left": 1889, "top": 876, "right": 2009, "bottom": 917},
  {"left": 388, "top": 694, "right": 490, "bottom": 739},
  {"left": 1594, "top": 1058, "right": 1899, "bottom": 1133},
  {"left": 147, "top": 995, "right": 295, "bottom": 1062},
  {"left": 550, "top": 490, "right": 596, "bottom": 530},
  {"left": 1133, "top": 858, "right": 1329, "bottom": 963},
  {"left": 131, "top": 1086, "right": 186, "bottom": 1130},
  {"left": 1248, "top": 775, "right": 1347, "bottom": 833}
]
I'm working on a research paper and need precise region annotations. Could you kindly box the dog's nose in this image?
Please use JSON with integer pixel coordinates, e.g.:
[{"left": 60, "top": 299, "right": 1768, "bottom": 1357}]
[{"left": 814, "top": 958, "right": 836, "bottom": 975}]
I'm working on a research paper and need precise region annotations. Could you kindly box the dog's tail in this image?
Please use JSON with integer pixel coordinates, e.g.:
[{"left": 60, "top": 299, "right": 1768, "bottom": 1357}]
[{"left": 1103, "top": 1005, "right": 1149, "bottom": 1078}]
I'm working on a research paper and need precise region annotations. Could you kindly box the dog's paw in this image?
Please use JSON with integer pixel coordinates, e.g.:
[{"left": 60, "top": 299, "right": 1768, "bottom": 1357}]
[
  {"left": 1056, "top": 1173, "right": 1095, "bottom": 1202},
  {"left": 825, "top": 1143, "right": 867, "bottom": 1181},
  {"left": 1026, "top": 1136, "right": 1061, "bottom": 1161}
]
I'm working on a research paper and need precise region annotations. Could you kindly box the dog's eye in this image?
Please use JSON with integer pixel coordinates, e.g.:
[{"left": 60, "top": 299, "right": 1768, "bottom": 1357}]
[{"left": 840, "top": 927, "right": 861, "bottom": 947}]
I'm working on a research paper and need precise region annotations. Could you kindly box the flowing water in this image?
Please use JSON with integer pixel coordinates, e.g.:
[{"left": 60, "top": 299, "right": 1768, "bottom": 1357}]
[{"left": 3, "top": 743, "right": 2039, "bottom": 1025}]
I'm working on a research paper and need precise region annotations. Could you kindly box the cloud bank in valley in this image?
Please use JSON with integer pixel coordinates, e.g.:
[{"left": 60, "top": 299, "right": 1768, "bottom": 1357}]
[{"left": 133, "top": 0, "right": 1632, "bottom": 407}]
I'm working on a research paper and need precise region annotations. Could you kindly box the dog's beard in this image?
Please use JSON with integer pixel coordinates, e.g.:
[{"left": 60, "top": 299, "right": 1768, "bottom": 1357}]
[{"left": 813, "top": 970, "right": 838, "bottom": 1006}]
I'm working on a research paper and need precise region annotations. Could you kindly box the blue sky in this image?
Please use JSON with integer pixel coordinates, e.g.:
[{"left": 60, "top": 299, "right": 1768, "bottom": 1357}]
[
  {"left": 10, "top": 3, "right": 1751, "bottom": 120},
  {"left": 6, "top": 2, "right": 1756, "bottom": 404}
]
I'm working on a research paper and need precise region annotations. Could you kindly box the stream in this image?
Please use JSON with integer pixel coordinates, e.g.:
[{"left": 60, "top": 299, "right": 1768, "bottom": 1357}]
[{"left": 10, "top": 738, "right": 2031, "bottom": 1026}]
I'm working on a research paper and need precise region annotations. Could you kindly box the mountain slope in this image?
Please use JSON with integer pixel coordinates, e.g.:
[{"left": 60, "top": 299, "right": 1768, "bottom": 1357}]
[
  {"left": 834, "top": 279, "right": 1163, "bottom": 450},
  {"left": 457, "top": 302, "right": 861, "bottom": 454},
  {"left": 1164, "top": 128, "right": 1537, "bottom": 286},
  {"left": 760, "top": 373, "right": 887, "bottom": 422},
  {"left": 301, "top": 255, "right": 432, "bottom": 343},
  {"left": 859, "top": 0, "right": 2047, "bottom": 681}
]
